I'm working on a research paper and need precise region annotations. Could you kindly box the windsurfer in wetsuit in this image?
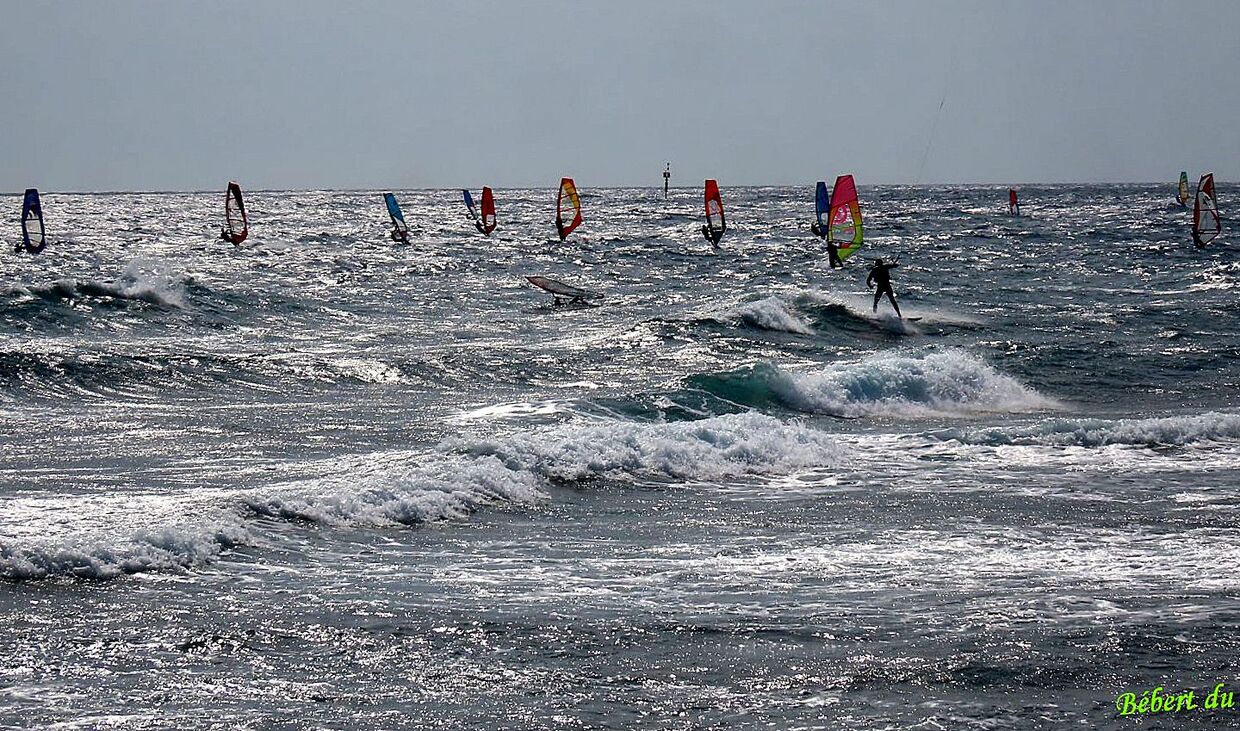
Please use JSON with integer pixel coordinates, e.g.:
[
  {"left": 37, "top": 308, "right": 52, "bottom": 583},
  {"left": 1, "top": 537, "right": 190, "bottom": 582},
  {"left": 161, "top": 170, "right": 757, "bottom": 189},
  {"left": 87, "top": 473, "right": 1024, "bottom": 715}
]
[
  {"left": 810, "top": 222, "right": 843, "bottom": 267},
  {"left": 701, "top": 224, "right": 723, "bottom": 246},
  {"left": 219, "top": 227, "right": 232, "bottom": 243},
  {"left": 866, "top": 257, "right": 902, "bottom": 318},
  {"left": 555, "top": 215, "right": 566, "bottom": 241}
]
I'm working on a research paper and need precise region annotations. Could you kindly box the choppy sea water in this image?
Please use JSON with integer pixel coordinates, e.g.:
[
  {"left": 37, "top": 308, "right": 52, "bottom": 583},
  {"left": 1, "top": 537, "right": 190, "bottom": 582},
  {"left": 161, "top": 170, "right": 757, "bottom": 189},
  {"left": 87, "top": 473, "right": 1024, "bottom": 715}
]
[{"left": 1, "top": 184, "right": 1238, "bottom": 729}]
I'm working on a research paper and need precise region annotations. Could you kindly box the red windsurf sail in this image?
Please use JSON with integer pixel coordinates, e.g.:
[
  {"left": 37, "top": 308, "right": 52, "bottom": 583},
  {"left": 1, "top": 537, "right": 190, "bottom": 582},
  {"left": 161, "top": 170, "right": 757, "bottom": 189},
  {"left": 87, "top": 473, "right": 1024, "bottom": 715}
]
[
  {"left": 480, "top": 186, "right": 497, "bottom": 236},
  {"left": 703, "top": 179, "right": 726, "bottom": 244},
  {"left": 1008, "top": 188, "right": 1020, "bottom": 216},
  {"left": 827, "top": 174, "right": 864, "bottom": 261},
  {"left": 556, "top": 177, "right": 582, "bottom": 241}
]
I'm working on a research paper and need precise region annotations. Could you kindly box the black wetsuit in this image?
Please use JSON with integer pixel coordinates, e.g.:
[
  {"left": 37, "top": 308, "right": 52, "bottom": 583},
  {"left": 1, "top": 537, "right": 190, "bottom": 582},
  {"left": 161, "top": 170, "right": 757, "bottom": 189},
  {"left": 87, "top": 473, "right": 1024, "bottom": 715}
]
[
  {"left": 867, "top": 261, "right": 902, "bottom": 317},
  {"left": 555, "top": 216, "right": 566, "bottom": 241},
  {"left": 826, "top": 241, "right": 843, "bottom": 269}
]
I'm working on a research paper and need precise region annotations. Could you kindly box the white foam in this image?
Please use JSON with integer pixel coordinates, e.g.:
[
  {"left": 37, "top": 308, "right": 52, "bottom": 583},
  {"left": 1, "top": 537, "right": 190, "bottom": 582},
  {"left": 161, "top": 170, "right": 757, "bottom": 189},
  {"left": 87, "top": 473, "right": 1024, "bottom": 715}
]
[
  {"left": 2, "top": 414, "right": 844, "bottom": 580},
  {"left": 947, "top": 411, "right": 1240, "bottom": 448},
  {"left": 450, "top": 412, "right": 842, "bottom": 482},
  {"left": 764, "top": 349, "right": 1055, "bottom": 418},
  {"left": 0, "top": 491, "right": 250, "bottom": 581},
  {"left": 245, "top": 455, "right": 545, "bottom": 526},
  {"left": 81, "top": 260, "right": 188, "bottom": 308},
  {"left": 716, "top": 296, "right": 813, "bottom": 334}
]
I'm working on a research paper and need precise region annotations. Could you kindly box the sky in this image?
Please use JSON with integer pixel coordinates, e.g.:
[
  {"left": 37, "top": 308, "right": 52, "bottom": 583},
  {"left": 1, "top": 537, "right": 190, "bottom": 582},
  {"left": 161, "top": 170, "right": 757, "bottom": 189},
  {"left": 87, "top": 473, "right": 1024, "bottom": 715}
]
[{"left": 1, "top": 0, "right": 1237, "bottom": 191}]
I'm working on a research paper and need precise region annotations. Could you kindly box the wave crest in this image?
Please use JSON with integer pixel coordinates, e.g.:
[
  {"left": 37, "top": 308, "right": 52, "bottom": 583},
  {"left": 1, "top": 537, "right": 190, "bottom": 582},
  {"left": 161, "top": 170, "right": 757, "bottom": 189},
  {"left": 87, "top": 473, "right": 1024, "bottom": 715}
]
[
  {"left": 939, "top": 411, "right": 1240, "bottom": 448},
  {"left": 689, "top": 350, "right": 1054, "bottom": 418}
]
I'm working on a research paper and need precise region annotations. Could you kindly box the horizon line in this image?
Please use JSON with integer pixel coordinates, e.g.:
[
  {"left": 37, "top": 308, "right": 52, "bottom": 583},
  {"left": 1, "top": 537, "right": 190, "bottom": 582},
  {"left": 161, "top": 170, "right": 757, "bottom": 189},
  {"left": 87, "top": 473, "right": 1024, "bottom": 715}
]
[{"left": 1, "top": 180, "right": 1206, "bottom": 196}]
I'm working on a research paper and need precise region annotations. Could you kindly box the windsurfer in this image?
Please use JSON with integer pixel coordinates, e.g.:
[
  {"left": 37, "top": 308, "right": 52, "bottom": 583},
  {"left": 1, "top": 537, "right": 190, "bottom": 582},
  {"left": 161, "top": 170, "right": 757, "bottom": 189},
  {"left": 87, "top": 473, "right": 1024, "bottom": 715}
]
[
  {"left": 866, "top": 257, "right": 902, "bottom": 317},
  {"left": 219, "top": 227, "right": 231, "bottom": 242},
  {"left": 555, "top": 215, "right": 566, "bottom": 241},
  {"left": 826, "top": 239, "right": 843, "bottom": 268},
  {"left": 701, "top": 224, "right": 723, "bottom": 246}
]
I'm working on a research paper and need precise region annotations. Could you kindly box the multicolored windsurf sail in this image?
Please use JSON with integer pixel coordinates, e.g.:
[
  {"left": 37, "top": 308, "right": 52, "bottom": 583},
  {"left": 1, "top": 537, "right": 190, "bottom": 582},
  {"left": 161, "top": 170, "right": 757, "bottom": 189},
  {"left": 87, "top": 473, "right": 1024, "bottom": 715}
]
[
  {"left": 1177, "top": 172, "right": 1190, "bottom": 207},
  {"left": 556, "top": 177, "right": 582, "bottom": 241},
  {"left": 480, "top": 186, "right": 497, "bottom": 235},
  {"left": 827, "top": 174, "right": 863, "bottom": 261},
  {"left": 462, "top": 189, "right": 479, "bottom": 222},
  {"left": 224, "top": 181, "right": 248, "bottom": 245},
  {"left": 384, "top": 193, "right": 408, "bottom": 242},
  {"left": 813, "top": 180, "right": 830, "bottom": 237},
  {"left": 20, "top": 188, "right": 46, "bottom": 253},
  {"left": 703, "top": 179, "right": 726, "bottom": 243},
  {"left": 1193, "top": 172, "right": 1220, "bottom": 247},
  {"left": 1008, "top": 188, "right": 1020, "bottom": 216}
]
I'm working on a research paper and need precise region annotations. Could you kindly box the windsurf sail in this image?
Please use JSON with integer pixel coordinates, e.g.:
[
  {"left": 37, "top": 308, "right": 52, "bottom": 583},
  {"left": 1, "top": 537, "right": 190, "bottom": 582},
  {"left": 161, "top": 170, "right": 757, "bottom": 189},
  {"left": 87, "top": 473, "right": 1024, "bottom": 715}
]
[
  {"left": 827, "top": 174, "right": 864, "bottom": 261},
  {"left": 462, "top": 189, "right": 479, "bottom": 222},
  {"left": 224, "top": 181, "right": 248, "bottom": 245},
  {"left": 1008, "top": 188, "right": 1020, "bottom": 216},
  {"left": 556, "top": 177, "right": 582, "bottom": 241},
  {"left": 384, "top": 192, "right": 409, "bottom": 243},
  {"left": 526, "top": 275, "right": 587, "bottom": 299},
  {"left": 20, "top": 188, "right": 46, "bottom": 253},
  {"left": 813, "top": 180, "right": 830, "bottom": 238},
  {"left": 1177, "top": 172, "right": 1190, "bottom": 207},
  {"left": 663, "top": 163, "right": 671, "bottom": 199},
  {"left": 1192, "top": 172, "right": 1221, "bottom": 247},
  {"left": 703, "top": 179, "right": 726, "bottom": 243},
  {"left": 480, "top": 186, "right": 497, "bottom": 235}
]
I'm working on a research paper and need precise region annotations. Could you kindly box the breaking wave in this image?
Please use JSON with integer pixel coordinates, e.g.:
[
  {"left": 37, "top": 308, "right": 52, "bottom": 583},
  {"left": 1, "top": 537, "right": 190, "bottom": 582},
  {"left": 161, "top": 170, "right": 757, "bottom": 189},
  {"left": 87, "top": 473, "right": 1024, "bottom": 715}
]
[
  {"left": 1, "top": 412, "right": 841, "bottom": 581},
  {"left": 937, "top": 411, "right": 1240, "bottom": 448},
  {"left": 688, "top": 349, "right": 1055, "bottom": 418},
  {"left": 706, "top": 297, "right": 813, "bottom": 334}
]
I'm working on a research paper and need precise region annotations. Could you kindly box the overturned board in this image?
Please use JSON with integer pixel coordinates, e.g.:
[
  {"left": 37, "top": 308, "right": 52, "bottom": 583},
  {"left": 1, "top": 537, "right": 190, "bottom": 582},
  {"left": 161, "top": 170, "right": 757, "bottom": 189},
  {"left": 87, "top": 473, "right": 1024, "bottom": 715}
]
[{"left": 525, "top": 276, "right": 600, "bottom": 302}]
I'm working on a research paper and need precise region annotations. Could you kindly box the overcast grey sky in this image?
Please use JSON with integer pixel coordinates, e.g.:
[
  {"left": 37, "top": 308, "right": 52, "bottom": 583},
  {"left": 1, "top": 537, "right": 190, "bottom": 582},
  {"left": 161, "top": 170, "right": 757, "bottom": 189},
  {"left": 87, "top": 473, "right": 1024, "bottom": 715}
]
[{"left": 2, "top": 1, "right": 1237, "bottom": 191}]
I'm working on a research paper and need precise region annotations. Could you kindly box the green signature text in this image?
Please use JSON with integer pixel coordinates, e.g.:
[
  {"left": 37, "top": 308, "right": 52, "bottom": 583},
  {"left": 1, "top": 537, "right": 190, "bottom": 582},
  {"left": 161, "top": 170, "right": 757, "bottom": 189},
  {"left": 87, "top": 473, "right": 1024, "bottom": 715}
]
[{"left": 1115, "top": 683, "right": 1235, "bottom": 716}]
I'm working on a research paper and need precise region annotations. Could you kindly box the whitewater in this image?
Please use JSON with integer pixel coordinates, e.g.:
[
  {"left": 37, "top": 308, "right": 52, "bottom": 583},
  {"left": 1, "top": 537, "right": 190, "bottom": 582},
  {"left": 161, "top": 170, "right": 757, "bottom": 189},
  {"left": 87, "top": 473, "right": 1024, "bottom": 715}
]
[{"left": 1, "top": 184, "right": 1238, "bottom": 729}]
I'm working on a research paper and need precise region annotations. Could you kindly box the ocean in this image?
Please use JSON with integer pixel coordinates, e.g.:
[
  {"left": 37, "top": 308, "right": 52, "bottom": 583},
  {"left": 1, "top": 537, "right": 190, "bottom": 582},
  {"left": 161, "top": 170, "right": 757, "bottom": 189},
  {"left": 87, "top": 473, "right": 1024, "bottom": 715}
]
[{"left": 2, "top": 184, "right": 1238, "bottom": 729}]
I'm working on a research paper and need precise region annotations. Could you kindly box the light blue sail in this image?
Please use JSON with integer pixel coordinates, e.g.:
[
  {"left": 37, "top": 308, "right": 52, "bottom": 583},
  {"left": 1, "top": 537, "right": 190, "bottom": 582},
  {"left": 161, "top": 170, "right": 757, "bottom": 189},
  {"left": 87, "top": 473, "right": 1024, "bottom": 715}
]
[
  {"left": 383, "top": 192, "right": 408, "bottom": 242},
  {"left": 384, "top": 193, "right": 406, "bottom": 228},
  {"left": 462, "top": 189, "right": 478, "bottom": 221}
]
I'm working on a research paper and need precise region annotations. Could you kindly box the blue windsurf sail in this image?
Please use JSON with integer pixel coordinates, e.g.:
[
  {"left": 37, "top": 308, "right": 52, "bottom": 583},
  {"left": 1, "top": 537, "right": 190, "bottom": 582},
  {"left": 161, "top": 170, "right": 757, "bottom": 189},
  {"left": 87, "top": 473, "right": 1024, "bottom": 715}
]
[
  {"left": 21, "top": 188, "right": 46, "bottom": 253},
  {"left": 383, "top": 192, "right": 408, "bottom": 242},
  {"left": 462, "top": 189, "right": 479, "bottom": 221},
  {"left": 814, "top": 181, "right": 830, "bottom": 237}
]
